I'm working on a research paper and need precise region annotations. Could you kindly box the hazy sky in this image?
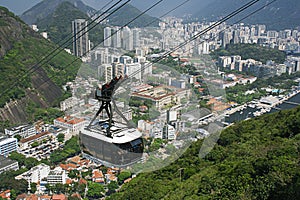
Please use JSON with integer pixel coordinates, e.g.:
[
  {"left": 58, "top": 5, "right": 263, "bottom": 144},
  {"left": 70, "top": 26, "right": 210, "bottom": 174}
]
[{"left": 0, "top": 0, "right": 210, "bottom": 16}]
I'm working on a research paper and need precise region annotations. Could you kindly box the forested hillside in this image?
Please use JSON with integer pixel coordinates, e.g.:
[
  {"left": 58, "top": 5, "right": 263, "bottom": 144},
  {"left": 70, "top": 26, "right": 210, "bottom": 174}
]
[
  {"left": 109, "top": 106, "right": 300, "bottom": 199},
  {"left": 211, "top": 43, "right": 286, "bottom": 64},
  {"left": 0, "top": 6, "right": 81, "bottom": 124}
]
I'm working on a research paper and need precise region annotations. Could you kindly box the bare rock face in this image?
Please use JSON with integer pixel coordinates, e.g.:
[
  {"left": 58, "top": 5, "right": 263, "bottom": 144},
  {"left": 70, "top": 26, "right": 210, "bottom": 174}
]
[
  {"left": 0, "top": 7, "right": 68, "bottom": 124},
  {"left": 0, "top": 8, "right": 25, "bottom": 58}
]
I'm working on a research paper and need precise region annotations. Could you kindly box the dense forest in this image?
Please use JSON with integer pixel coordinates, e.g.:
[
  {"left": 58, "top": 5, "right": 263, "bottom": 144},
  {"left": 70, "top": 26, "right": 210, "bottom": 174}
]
[
  {"left": 109, "top": 106, "right": 300, "bottom": 199},
  {"left": 211, "top": 43, "right": 286, "bottom": 64}
]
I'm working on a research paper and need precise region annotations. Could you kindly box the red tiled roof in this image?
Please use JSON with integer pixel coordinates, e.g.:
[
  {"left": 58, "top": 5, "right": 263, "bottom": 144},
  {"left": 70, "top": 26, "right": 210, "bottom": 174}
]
[
  {"left": 92, "top": 170, "right": 104, "bottom": 179},
  {"left": 59, "top": 163, "right": 77, "bottom": 171},
  {"left": 79, "top": 178, "right": 87, "bottom": 185},
  {"left": 0, "top": 190, "right": 10, "bottom": 199},
  {"left": 66, "top": 178, "right": 72, "bottom": 185},
  {"left": 26, "top": 194, "right": 38, "bottom": 200},
  {"left": 55, "top": 116, "right": 85, "bottom": 125},
  {"left": 20, "top": 132, "right": 50, "bottom": 143},
  {"left": 69, "top": 156, "right": 81, "bottom": 164},
  {"left": 52, "top": 194, "right": 67, "bottom": 200},
  {"left": 40, "top": 195, "right": 51, "bottom": 200}
]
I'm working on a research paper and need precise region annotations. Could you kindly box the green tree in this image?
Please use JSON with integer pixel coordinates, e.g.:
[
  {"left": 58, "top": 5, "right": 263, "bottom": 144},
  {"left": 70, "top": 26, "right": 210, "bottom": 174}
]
[
  {"left": 107, "top": 181, "right": 119, "bottom": 195},
  {"left": 117, "top": 171, "right": 131, "bottom": 184},
  {"left": 87, "top": 182, "right": 105, "bottom": 199},
  {"left": 8, "top": 151, "right": 26, "bottom": 166},
  {"left": 31, "top": 141, "right": 39, "bottom": 148},
  {"left": 14, "top": 134, "right": 21, "bottom": 142},
  {"left": 57, "top": 133, "right": 65, "bottom": 143},
  {"left": 24, "top": 157, "right": 39, "bottom": 169},
  {"left": 30, "top": 182, "right": 37, "bottom": 194}
]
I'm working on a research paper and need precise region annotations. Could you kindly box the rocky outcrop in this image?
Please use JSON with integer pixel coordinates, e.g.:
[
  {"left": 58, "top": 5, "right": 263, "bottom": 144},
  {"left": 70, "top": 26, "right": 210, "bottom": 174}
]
[{"left": 0, "top": 7, "right": 25, "bottom": 58}]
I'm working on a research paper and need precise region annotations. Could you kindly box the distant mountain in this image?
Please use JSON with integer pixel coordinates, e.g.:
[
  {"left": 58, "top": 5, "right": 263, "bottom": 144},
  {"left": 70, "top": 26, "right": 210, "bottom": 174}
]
[
  {"left": 0, "top": 6, "right": 81, "bottom": 124},
  {"left": 108, "top": 4, "right": 160, "bottom": 28},
  {"left": 20, "top": 0, "right": 95, "bottom": 25},
  {"left": 36, "top": 1, "right": 88, "bottom": 48},
  {"left": 193, "top": 0, "right": 300, "bottom": 30}
]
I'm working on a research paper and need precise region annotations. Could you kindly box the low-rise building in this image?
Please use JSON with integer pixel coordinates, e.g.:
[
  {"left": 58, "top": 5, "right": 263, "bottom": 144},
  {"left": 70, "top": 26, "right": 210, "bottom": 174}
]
[
  {"left": 15, "top": 163, "right": 50, "bottom": 183},
  {"left": 0, "top": 190, "right": 11, "bottom": 199},
  {"left": 0, "top": 155, "right": 19, "bottom": 174},
  {"left": 131, "top": 86, "right": 191, "bottom": 110},
  {"left": 92, "top": 169, "right": 105, "bottom": 184},
  {"left": 54, "top": 116, "right": 88, "bottom": 132},
  {"left": 47, "top": 167, "right": 66, "bottom": 185},
  {"left": 19, "top": 132, "right": 53, "bottom": 150},
  {"left": 4, "top": 124, "right": 36, "bottom": 139}
]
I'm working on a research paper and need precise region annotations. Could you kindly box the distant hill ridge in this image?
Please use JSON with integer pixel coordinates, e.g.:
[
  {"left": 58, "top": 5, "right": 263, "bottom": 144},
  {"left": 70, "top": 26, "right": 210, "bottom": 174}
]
[
  {"left": 20, "top": 0, "right": 95, "bottom": 25},
  {"left": 21, "top": 0, "right": 159, "bottom": 28},
  {"left": 193, "top": 0, "right": 300, "bottom": 30}
]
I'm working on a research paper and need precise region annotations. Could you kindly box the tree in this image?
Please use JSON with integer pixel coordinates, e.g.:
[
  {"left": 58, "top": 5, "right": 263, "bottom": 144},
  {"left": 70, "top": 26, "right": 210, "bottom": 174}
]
[
  {"left": 107, "top": 181, "right": 119, "bottom": 195},
  {"left": 68, "top": 170, "right": 79, "bottom": 179},
  {"left": 31, "top": 141, "right": 39, "bottom": 148},
  {"left": 30, "top": 182, "right": 37, "bottom": 194},
  {"left": 8, "top": 151, "right": 26, "bottom": 166},
  {"left": 87, "top": 182, "right": 105, "bottom": 199},
  {"left": 117, "top": 171, "right": 131, "bottom": 184},
  {"left": 57, "top": 133, "right": 65, "bottom": 143},
  {"left": 24, "top": 157, "right": 39, "bottom": 169},
  {"left": 14, "top": 134, "right": 21, "bottom": 142}
]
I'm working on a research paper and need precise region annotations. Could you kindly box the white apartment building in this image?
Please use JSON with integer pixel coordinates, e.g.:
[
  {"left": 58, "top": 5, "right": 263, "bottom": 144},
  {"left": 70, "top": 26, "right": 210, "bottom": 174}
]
[
  {"left": 47, "top": 167, "right": 66, "bottom": 185},
  {"left": 0, "top": 135, "right": 18, "bottom": 156},
  {"left": 15, "top": 163, "right": 50, "bottom": 183},
  {"left": 5, "top": 124, "right": 36, "bottom": 139}
]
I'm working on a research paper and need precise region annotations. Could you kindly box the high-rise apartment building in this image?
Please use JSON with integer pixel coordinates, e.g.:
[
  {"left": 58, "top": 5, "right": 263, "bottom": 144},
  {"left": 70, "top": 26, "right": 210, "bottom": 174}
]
[
  {"left": 112, "top": 27, "right": 121, "bottom": 48},
  {"left": 122, "top": 26, "right": 133, "bottom": 51},
  {"left": 104, "top": 27, "right": 112, "bottom": 47},
  {"left": 72, "top": 19, "right": 89, "bottom": 57}
]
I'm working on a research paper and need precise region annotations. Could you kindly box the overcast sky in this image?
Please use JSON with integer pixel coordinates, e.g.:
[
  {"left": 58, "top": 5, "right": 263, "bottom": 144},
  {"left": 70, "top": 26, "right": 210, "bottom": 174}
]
[{"left": 0, "top": 0, "right": 210, "bottom": 16}]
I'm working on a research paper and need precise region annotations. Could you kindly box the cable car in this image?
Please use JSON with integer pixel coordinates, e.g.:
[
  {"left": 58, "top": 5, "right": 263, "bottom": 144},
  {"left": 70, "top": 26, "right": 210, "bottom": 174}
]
[{"left": 79, "top": 76, "right": 144, "bottom": 167}]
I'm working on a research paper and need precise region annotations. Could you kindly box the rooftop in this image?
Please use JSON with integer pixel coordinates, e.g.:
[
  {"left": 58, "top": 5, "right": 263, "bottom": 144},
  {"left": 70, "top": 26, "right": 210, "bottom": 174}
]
[
  {"left": 20, "top": 132, "right": 50, "bottom": 144},
  {"left": 55, "top": 116, "right": 85, "bottom": 125},
  {"left": 0, "top": 155, "right": 18, "bottom": 170}
]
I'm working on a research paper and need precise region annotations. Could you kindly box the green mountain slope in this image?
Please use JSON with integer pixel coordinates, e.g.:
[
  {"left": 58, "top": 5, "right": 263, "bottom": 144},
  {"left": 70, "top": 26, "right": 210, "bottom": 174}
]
[
  {"left": 108, "top": 4, "right": 160, "bottom": 28},
  {"left": 36, "top": 1, "right": 104, "bottom": 49},
  {"left": 109, "top": 106, "right": 300, "bottom": 199},
  {"left": 36, "top": 1, "right": 90, "bottom": 49},
  {"left": 20, "top": 0, "right": 95, "bottom": 25},
  {"left": 193, "top": 0, "right": 300, "bottom": 30},
  {"left": 0, "top": 6, "right": 81, "bottom": 124}
]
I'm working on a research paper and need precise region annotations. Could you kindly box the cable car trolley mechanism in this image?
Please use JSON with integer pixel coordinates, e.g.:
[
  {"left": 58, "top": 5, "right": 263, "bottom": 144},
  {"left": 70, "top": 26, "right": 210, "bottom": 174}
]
[{"left": 79, "top": 75, "right": 144, "bottom": 167}]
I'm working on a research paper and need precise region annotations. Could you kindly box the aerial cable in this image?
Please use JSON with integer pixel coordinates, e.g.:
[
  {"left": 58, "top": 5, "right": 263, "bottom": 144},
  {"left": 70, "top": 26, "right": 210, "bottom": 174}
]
[
  {"left": 160, "top": 0, "right": 279, "bottom": 75},
  {"left": 35, "top": 0, "right": 166, "bottom": 89},
  {"left": 120, "top": 0, "right": 261, "bottom": 82},
  {"left": 0, "top": 0, "right": 129, "bottom": 97},
  {"left": 29, "top": 0, "right": 263, "bottom": 108}
]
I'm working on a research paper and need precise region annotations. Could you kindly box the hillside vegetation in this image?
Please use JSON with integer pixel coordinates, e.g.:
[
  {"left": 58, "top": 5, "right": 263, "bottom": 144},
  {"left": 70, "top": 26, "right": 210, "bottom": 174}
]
[
  {"left": 109, "top": 106, "right": 300, "bottom": 199},
  {"left": 211, "top": 43, "right": 286, "bottom": 64},
  {"left": 0, "top": 6, "right": 81, "bottom": 124}
]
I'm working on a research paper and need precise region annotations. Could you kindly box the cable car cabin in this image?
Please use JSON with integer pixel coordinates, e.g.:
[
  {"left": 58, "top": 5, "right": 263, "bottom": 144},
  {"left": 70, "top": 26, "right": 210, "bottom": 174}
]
[{"left": 79, "top": 121, "right": 143, "bottom": 167}]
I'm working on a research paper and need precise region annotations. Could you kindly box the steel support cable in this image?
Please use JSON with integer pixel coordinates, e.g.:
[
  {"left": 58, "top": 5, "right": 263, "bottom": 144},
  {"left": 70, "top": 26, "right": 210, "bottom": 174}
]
[
  {"left": 0, "top": 0, "right": 126, "bottom": 97},
  {"left": 182, "top": 0, "right": 279, "bottom": 57},
  {"left": 117, "top": 0, "right": 261, "bottom": 86},
  {"left": 35, "top": 0, "right": 166, "bottom": 90}
]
